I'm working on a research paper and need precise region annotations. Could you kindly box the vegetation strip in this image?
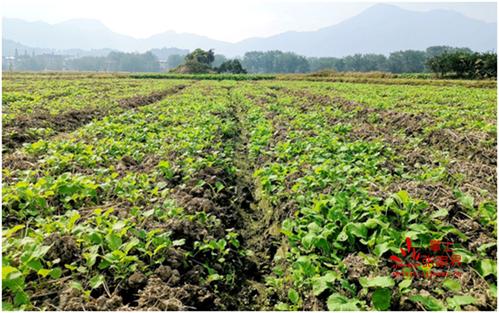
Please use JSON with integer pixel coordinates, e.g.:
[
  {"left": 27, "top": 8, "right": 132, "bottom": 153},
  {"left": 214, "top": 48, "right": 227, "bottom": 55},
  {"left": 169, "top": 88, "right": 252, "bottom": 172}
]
[
  {"left": 3, "top": 84, "right": 187, "bottom": 152},
  {"left": 2, "top": 77, "right": 496, "bottom": 311}
]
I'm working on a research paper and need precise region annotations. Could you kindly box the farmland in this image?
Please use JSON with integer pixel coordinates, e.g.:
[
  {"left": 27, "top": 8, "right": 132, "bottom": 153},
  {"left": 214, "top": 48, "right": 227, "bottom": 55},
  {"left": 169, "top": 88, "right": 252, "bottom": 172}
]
[{"left": 2, "top": 72, "right": 497, "bottom": 311}]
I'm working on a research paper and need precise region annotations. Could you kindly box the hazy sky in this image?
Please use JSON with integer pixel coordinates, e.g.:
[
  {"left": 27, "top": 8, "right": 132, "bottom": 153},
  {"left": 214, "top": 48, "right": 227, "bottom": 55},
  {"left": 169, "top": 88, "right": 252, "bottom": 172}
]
[{"left": 2, "top": 1, "right": 496, "bottom": 42}]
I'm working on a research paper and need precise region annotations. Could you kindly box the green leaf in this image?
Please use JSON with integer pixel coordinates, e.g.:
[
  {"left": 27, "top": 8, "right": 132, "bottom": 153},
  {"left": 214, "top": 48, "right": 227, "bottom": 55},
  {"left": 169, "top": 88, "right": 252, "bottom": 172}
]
[
  {"left": 70, "top": 281, "right": 83, "bottom": 291},
  {"left": 49, "top": 267, "right": 62, "bottom": 279},
  {"left": 477, "top": 242, "right": 496, "bottom": 254},
  {"left": 295, "top": 256, "right": 315, "bottom": 277},
  {"left": 447, "top": 295, "right": 475, "bottom": 309},
  {"left": 442, "top": 278, "right": 461, "bottom": 292},
  {"left": 352, "top": 223, "right": 367, "bottom": 238},
  {"left": 142, "top": 209, "right": 155, "bottom": 218},
  {"left": 31, "top": 245, "right": 51, "bottom": 259},
  {"left": 431, "top": 208, "right": 448, "bottom": 219},
  {"left": 2, "top": 266, "right": 21, "bottom": 281},
  {"left": 301, "top": 233, "right": 316, "bottom": 250},
  {"left": 288, "top": 289, "right": 299, "bottom": 304},
  {"left": 337, "top": 230, "right": 348, "bottom": 242},
  {"left": 455, "top": 191, "right": 474, "bottom": 210},
  {"left": 399, "top": 278, "right": 412, "bottom": 291},
  {"left": 409, "top": 295, "right": 444, "bottom": 311},
  {"left": 106, "top": 233, "right": 122, "bottom": 250},
  {"left": 3, "top": 225, "right": 25, "bottom": 238},
  {"left": 490, "top": 283, "right": 497, "bottom": 298},
  {"left": 83, "top": 246, "right": 99, "bottom": 267},
  {"left": 372, "top": 288, "right": 391, "bottom": 310},
  {"left": 452, "top": 248, "right": 476, "bottom": 263},
  {"left": 89, "top": 274, "right": 105, "bottom": 289},
  {"left": 153, "top": 244, "right": 168, "bottom": 255},
  {"left": 158, "top": 161, "right": 174, "bottom": 179},
  {"left": 275, "top": 302, "right": 289, "bottom": 311},
  {"left": 359, "top": 276, "right": 395, "bottom": 288},
  {"left": 67, "top": 211, "right": 80, "bottom": 231},
  {"left": 14, "top": 291, "right": 29, "bottom": 306},
  {"left": 3, "top": 301, "right": 14, "bottom": 310},
  {"left": 37, "top": 269, "right": 52, "bottom": 278},
  {"left": 477, "top": 259, "right": 496, "bottom": 278},
  {"left": 311, "top": 272, "right": 337, "bottom": 296},
  {"left": 396, "top": 190, "right": 411, "bottom": 206},
  {"left": 357, "top": 252, "right": 378, "bottom": 266},
  {"left": 206, "top": 273, "right": 223, "bottom": 283},
  {"left": 374, "top": 242, "right": 390, "bottom": 257},
  {"left": 123, "top": 238, "right": 140, "bottom": 254},
  {"left": 26, "top": 259, "right": 43, "bottom": 271},
  {"left": 88, "top": 232, "right": 102, "bottom": 245},
  {"left": 215, "top": 181, "right": 225, "bottom": 192},
  {"left": 327, "top": 293, "right": 359, "bottom": 311},
  {"left": 112, "top": 221, "right": 126, "bottom": 231}
]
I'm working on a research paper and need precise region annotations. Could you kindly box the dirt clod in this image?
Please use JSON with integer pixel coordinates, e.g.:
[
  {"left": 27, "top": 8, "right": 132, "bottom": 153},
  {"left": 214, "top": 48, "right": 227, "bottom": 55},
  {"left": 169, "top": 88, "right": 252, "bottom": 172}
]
[
  {"left": 43, "top": 234, "right": 80, "bottom": 265},
  {"left": 128, "top": 272, "right": 148, "bottom": 290}
]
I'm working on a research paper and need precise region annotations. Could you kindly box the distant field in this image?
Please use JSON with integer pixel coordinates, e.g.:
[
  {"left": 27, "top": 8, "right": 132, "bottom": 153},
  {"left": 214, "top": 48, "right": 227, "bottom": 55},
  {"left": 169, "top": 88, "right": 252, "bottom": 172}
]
[{"left": 2, "top": 72, "right": 496, "bottom": 311}]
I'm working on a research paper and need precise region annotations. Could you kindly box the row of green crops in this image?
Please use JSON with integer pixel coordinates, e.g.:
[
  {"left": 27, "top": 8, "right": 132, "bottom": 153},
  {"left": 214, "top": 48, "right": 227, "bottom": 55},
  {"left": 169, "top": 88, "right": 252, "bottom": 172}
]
[
  {"left": 1, "top": 74, "right": 496, "bottom": 310},
  {"left": 2, "top": 75, "right": 189, "bottom": 153},
  {"left": 262, "top": 80, "right": 497, "bottom": 133},
  {"left": 3, "top": 76, "right": 185, "bottom": 122},
  {"left": 129, "top": 73, "right": 276, "bottom": 81},
  {"left": 281, "top": 73, "right": 497, "bottom": 89},
  {"left": 233, "top": 81, "right": 496, "bottom": 310},
  {"left": 2, "top": 81, "right": 253, "bottom": 310}
]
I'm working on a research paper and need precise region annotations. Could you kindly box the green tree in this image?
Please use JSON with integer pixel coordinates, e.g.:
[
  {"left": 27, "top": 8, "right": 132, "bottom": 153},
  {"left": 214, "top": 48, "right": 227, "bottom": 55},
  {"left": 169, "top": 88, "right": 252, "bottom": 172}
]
[
  {"left": 185, "top": 48, "right": 215, "bottom": 65},
  {"left": 426, "top": 51, "right": 497, "bottom": 79},
  {"left": 217, "top": 59, "right": 247, "bottom": 74},
  {"left": 387, "top": 50, "right": 426, "bottom": 73},
  {"left": 426, "top": 46, "right": 472, "bottom": 59},
  {"left": 242, "top": 50, "right": 309, "bottom": 73}
]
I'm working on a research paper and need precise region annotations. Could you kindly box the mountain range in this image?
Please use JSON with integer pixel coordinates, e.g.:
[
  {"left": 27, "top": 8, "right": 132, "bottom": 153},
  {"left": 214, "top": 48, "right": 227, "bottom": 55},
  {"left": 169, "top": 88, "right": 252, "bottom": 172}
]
[{"left": 3, "top": 4, "right": 496, "bottom": 57}]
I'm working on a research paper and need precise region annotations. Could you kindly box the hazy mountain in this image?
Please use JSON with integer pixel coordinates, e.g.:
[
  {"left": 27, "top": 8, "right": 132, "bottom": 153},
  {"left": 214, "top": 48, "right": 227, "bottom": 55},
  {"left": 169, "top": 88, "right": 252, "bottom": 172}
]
[
  {"left": 228, "top": 4, "right": 497, "bottom": 57},
  {"left": 3, "top": 4, "right": 497, "bottom": 57},
  {"left": 2, "top": 18, "right": 137, "bottom": 51},
  {"left": 143, "top": 32, "right": 229, "bottom": 52},
  {"left": 3, "top": 39, "right": 49, "bottom": 56},
  {"left": 2, "top": 17, "right": 228, "bottom": 53},
  {"left": 2, "top": 39, "right": 115, "bottom": 57},
  {"left": 149, "top": 47, "right": 190, "bottom": 60}
]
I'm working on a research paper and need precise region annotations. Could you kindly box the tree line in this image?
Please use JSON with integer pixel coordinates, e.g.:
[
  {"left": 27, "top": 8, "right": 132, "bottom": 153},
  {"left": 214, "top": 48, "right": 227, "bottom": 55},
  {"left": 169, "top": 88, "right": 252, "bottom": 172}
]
[
  {"left": 426, "top": 51, "right": 496, "bottom": 79},
  {"left": 3, "top": 50, "right": 160, "bottom": 72},
  {"left": 2, "top": 46, "right": 496, "bottom": 79}
]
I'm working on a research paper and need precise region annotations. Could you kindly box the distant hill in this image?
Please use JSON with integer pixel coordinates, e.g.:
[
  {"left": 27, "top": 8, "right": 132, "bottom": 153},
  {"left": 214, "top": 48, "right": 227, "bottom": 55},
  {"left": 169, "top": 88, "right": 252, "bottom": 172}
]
[
  {"left": 227, "top": 4, "right": 497, "bottom": 57},
  {"left": 3, "top": 4, "right": 496, "bottom": 57},
  {"left": 2, "top": 18, "right": 228, "bottom": 53},
  {"left": 3, "top": 18, "right": 137, "bottom": 51},
  {"left": 2, "top": 39, "right": 116, "bottom": 57},
  {"left": 149, "top": 47, "right": 190, "bottom": 60},
  {"left": 3, "top": 39, "right": 49, "bottom": 56}
]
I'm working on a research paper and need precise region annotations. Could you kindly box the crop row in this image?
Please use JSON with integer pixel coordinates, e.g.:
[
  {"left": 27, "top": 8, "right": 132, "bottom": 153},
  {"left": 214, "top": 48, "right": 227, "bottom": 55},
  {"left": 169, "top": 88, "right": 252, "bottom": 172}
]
[
  {"left": 233, "top": 81, "right": 496, "bottom": 310},
  {"left": 263, "top": 80, "right": 496, "bottom": 133},
  {"left": 2, "top": 77, "right": 188, "bottom": 151},
  {"left": 1, "top": 77, "right": 496, "bottom": 311},
  {"left": 2, "top": 81, "right": 257, "bottom": 310}
]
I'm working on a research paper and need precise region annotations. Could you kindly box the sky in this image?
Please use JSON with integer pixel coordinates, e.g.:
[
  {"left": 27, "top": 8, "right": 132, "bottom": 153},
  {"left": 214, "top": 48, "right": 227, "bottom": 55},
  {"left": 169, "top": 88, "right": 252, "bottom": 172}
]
[{"left": 2, "top": 1, "right": 497, "bottom": 42}]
